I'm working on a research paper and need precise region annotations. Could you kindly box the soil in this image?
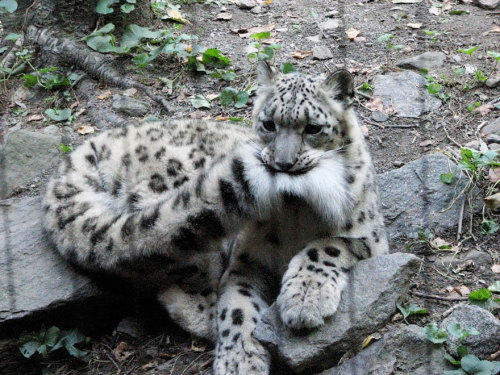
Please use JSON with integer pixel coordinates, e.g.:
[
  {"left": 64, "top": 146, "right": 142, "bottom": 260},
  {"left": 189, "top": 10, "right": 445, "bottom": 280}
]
[{"left": 0, "top": 0, "right": 499, "bottom": 374}]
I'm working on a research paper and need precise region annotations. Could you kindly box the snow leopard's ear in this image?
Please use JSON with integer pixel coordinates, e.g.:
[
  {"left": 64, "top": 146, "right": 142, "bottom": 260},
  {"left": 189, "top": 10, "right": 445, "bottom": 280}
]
[
  {"left": 257, "top": 61, "right": 276, "bottom": 87},
  {"left": 322, "top": 69, "right": 355, "bottom": 106}
]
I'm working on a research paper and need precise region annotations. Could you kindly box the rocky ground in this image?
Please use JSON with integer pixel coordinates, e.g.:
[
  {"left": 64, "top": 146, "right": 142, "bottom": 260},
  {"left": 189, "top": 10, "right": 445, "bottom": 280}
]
[{"left": 1, "top": 0, "right": 499, "bottom": 374}]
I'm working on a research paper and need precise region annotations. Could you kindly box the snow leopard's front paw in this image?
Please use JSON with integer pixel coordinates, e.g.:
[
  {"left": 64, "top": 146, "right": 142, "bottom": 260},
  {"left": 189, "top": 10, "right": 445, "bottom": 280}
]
[
  {"left": 214, "top": 335, "right": 270, "bottom": 375},
  {"left": 277, "top": 267, "right": 344, "bottom": 330}
]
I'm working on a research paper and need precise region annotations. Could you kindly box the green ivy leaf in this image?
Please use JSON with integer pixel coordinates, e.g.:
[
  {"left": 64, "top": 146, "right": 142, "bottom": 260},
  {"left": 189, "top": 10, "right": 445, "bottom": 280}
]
[
  {"left": 45, "top": 108, "right": 72, "bottom": 122},
  {"left": 250, "top": 31, "right": 271, "bottom": 40},
  {"left": 440, "top": 172, "right": 455, "bottom": 185},
  {"left": 5, "top": 32, "right": 20, "bottom": 42},
  {"left": 121, "top": 24, "right": 162, "bottom": 50},
  {"left": 43, "top": 74, "right": 71, "bottom": 90},
  {"left": 378, "top": 33, "right": 394, "bottom": 43},
  {"left": 449, "top": 9, "right": 469, "bottom": 15},
  {"left": 95, "top": 0, "right": 119, "bottom": 14},
  {"left": 396, "top": 303, "right": 428, "bottom": 322},
  {"left": 190, "top": 94, "right": 211, "bottom": 109},
  {"left": 469, "top": 288, "right": 492, "bottom": 302},
  {"left": 51, "top": 329, "right": 89, "bottom": 358},
  {"left": 457, "top": 345, "right": 469, "bottom": 359},
  {"left": 120, "top": 3, "right": 135, "bottom": 13},
  {"left": 458, "top": 46, "right": 479, "bottom": 56},
  {"left": 21, "top": 74, "right": 38, "bottom": 88},
  {"left": 280, "top": 62, "right": 296, "bottom": 74},
  {"left": 202, "top": 48, "right": 230, "bottom": 68},
  {"left": 460, "top": 354, "right": 495, "bottom": 375},
  {"left": 210, "top": 69, "right": 236, "bottom": 81},
  {"left": 424, "top": 324, "right": 448, "bottom": 344},
  {"left": 0, "top": 0, "right": 18, "bottom": 13},
  {"left": 480, "top": 220, "right": 500, "bottom": 235},
  {"left": 234, "top": 91, "right": 249, "bottom": 108},
  {"left": 487, "top": 51, "right": 500, "bottom": 62}
]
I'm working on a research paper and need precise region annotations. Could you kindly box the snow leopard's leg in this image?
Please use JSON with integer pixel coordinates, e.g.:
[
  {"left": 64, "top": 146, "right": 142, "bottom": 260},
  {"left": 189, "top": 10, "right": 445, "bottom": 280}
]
[
  {"left": 214, "top": 252, "right": 277, "bottom": 375},
  {"left": 277, "top": 236, "right": 371, "bottom": 330}
]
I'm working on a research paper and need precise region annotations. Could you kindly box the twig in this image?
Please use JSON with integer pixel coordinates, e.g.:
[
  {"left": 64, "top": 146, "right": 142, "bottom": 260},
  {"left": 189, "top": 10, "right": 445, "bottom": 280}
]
[
  {"left": 383, "top": 124, "right": 419, "bottom": 129},
  {"left": 355, "top": 89, "right": 373, "bottom": 100},
  {"left": 443, "top": 125, "right": 463, "bottom": 148},
  {"left": 105, "top": 352, "right": 121, "bottom": 374},
  {"left": 410, "top": 290, "right": 468, "bottom": 301},
  {"left": 359, "top": 114, "right": 385, "bottom": 129},
  {"left": 457, "top": 198, "right": 465, "bottom": 240}
]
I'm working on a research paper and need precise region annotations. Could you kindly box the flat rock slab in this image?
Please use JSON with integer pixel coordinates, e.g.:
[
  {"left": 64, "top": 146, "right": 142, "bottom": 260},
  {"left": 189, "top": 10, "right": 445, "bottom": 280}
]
[
  {"left": 112, "top": 94, "right": 150, "bottom": 117},
  {"left": 321, "top": 325, "right": 454, "bottom": 375},
  {"left": 373, "top": 71, "right": 442, "bottom": 118},
  {"left": 396, "top": 51, "right": 447, "bottom": 70},
  {"left": 378, "top": 154, "right": 470, "bottom": 240},
  {"left": 0, "top": 196, "right": 100, "bottom": 324},
  {"left": 254, "top": 253, "right": 421, "bottom": 373},
  {"left": 1, "top": 130, "right": 61, "bottom": 197}
]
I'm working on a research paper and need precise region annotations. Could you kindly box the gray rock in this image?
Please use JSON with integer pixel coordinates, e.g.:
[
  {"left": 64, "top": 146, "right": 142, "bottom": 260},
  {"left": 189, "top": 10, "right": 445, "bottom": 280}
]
[
  {"left": 42, "top": 125, "right": 60, "bottom": 136},
  {"left": 373, "top": 71, "right": 442, "bottom": 118},
  {"left": 236, "top": 0, "right": 258, "bottom": 9},
  {"left": 475, "top": 0, "right": 500, "bottom": 9},
  {"left": 490, "top": 143, "right": 500, "bottom": 151},
  {"left": 319, "top": 19, "right": 342, "bottom": 33},
  {"left": 464, "top": 140, "right": 481, "bottom": 150},
  {"left": 116, "top": 317, "right": 146, "bottom": 338},
  {"left": 321, "top": 325, "right": 453, "bottom": 375},
  {"left": 371, "top": 110, "right": 388, "bottom": 122},
  {"left": 486, "top": 134, "right": 500, "bottom": 144},
  {"left": 112, "top": 94, "right": 150, "bottom": 117},
  {"left": 306, "top": 35, "right": 321, "bottom": 43},
  {"left": 313, "top": 45, "right": 333, "bottom": 60},
  {"left": 1, "top": 130, "right": 61, "bottom": 197},
  {"left": 481, "top": 117, "right": 500, "bottom": 137},
  {"left": 378, "top": 154, "right": 471, "bottom": 240},
  {"left": 0, "top": 197, "right": 100, "bottom": 324},
  {"left": 325, "top": 10, "right": 339, "bottom": 18},
  {"left": 485, "top": 76, "right": 500, "bottom": 88},
  {"left": 396, "top": 51, "right": 447, "bottom": 70},
  {"left": 254, "top": 253, "right": 421, "bottom": 373},
  {"left": 441, "top": 304, "right": 500, "bottom": 359}
]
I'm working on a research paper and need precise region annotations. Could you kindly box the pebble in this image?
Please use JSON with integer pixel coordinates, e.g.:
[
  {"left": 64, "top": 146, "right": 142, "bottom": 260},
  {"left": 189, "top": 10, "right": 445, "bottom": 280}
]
[
  {"left": 475, "top": 0, "right": 500, "bottom": 9},
  {"left": 393, "top": 160, "right": 404, "bottom": 168},
  {"left": 486, "top": 134, "right": 500, "bottom": 144},
  {"left": 371, "top": 110, "right": 389, "bottom": 122},
  {"left": 319, "top": 19, "right": 342, "bottom": 32},
  {"left": 312, "top": 45, "right": 333, "bottom": 60},
  {"left": 485, "top": 76, "right": 500, "bottom": 88},
  {"left": 396, "top": 51, "right": 446, "bottom": 70}
]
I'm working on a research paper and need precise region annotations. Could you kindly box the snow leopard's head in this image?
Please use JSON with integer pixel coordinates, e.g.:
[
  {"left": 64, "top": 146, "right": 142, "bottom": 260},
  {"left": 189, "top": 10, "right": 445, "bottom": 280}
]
[{"left": 252, "top": 61, "right": 354, "bottom": 174}]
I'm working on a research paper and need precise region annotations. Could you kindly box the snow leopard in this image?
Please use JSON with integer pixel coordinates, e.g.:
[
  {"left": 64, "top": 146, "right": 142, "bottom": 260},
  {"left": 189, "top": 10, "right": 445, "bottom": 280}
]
[{"left": 42, "top": 62, "right": 388, "bottom": 374}]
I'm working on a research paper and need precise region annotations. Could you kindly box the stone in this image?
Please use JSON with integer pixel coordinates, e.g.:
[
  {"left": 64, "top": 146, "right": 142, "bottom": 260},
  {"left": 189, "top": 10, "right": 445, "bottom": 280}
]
[
  {"left": 441, "top": 304, "right": 500, "bottom": 359},
  {"left": 236, "top": 0, "right": 258, "bottom": 9},
  {"left": 254, "top": 253, "right": 421, "bottom": 373},
  {"left": 486, "top": 134, "right": 500, "bottom": 144},
  {"left": 490, "top": 143, "right": 500, "bottom": 151},
  {"left": 475, "top": 0, "right": 500, "bottom": 9},
  {"left": 321, "top": 325, "right": 454, "bottom": 375},
  {"left": 373, "top": 71, "right": 442, "bottom": 118},
  {"left": 1, "top": 130, "right": 61, "bottom": 197},
  {"left": 325, "top": 10, "right": 339, "bottom": 17},
  {"left": 306, "top": 35, "right": 321, "bottom": 43},
  {"left": 312, "top": 45, "right": 333, "bottom": 60},
  {"left": 464, "top": 140, "right": 481, "bottom": 150},
  {"left": 116, "top": 317, "right": 146, "bottom": 338},
  {"left": 0, "top": 197, "right": 100, "bottom": 325},
  {"left": 112, "top": 94, "right": 150, "bottom": 117},
  {"left": 371, "top": 110, "right": 388, "bottom": 122},
  {"left": 485, "top": 76, "right": 500, "bottom": 88},
  {"left": 42, "top": 125, "right": 60, "bottom": 136},
  {"left": 481, "top": 117, "right": 500, "bottom": 137},
  {"left": 378, "top": 154, "right": 472, "bottom": 240},
  {"left": 319, "top": 19, "right": 342, "bottom": 33},
  {"left": 396, "top": 51, "right": 446, "bottom": 70}
]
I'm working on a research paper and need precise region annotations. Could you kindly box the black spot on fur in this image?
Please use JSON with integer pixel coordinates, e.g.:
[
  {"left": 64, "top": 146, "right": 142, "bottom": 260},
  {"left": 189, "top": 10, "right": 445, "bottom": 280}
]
[
  {"left": 238, "top": 253, "right": 251, "bottom": 264},
  {"left": 358, "top": 211, "right": 366, "bottom": 223},
  {"left": 220, "top": 308, "right": 227, "bottom": 321},
  {"left": 140, "top": 207, "right": 160, "bottom": 230},
  {"left": 193, "top": 158, "right": 206, "bottom": 169},
  {"left": 346, "top": 174, "right": 355, "bottom": 184},
  {"left": 155, "top": 147, "right": 166, "bottom": 160},
  {"left": 121, "top": 216, "right": 135, "bottom": 238},
  {"left": 172, "top": 227, "right": 201, "bottom": 251},
  {"left": 187, "top": 209, "right": 225, "bottom": 238},
  {"left": 122, "top": 153, "right": 131, "bottom": 168},
  {"left": 195, "top": 173, "right": 206, "bottom": 197},
  {"left": 252, "top": 302, "right": 260, "bottom": 312},
  {"left": 198, "top": 304, "right": 204, "bottom": 312},
  {"left": 111, "top": 178, "right": 122, "bottom": 196},
  {"left": 231, "top": 158, "right": 253, "bottom": 201},
  {"left": 341, "top": 267, "right": 350, "bottom": 273},
  {"left": 307, "top": 265, "right": 315, "bottom": 271},
  {"left": 344, "top": 221, "right": 353, "bottom": 231},
  {"left": 219, "top": 179, "right": 241, "bottom": 215},
  {"left": 323, "top": 261, "right": 336, "bottom": 267},
  {"left": 167, "top": 159, "right": 182, "bottom": 176},
  {"left": 85, "top": 154, "right": 97, "bottom": 166},
  {"left": 307, "top": 248, "right": 319, "bottom": 262},
  {"left": 173, "top": 176, "right": 189, "bottom": 188},
  {"left": 221, "top": 329, "right": 230, "bottom": 337},
  {"left": 238, "top": 289, "right": 251, "bottom": 297},
  {"left": 127, "top": 193, "right": 140, "bottom": 209},
  {"left": 372, "top": 230, "right": 380, "bottom": 243},
  {"left": 232, "top": 333, "right": 241, "bottom": 343},
  {"left": 201, "top": 288, "right": 212, "bottom": 297},
  {"left": 231, "top": 309, "right": 243, "bottom": 325},
  {"left": 148, "top": 173, "right": 168, "bottom": 193},
  {"left": 324, "top": 246, "right": 341, "bottom": 257},
  {"left": 265, "top": 232, "right": 280, "bottom": 246}
]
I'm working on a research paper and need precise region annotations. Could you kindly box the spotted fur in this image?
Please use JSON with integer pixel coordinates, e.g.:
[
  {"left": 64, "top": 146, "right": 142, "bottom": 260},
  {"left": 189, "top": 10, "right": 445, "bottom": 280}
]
[{"left": 43, "top": 62, "right": 388, "bottom": 375}]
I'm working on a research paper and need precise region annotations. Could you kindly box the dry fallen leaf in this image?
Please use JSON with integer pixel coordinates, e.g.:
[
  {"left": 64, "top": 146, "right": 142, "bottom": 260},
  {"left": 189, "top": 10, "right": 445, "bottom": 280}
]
[
  {"left": 216, "top": 116, "right": 230, "bottom": 121},
  {"left": 27, "top": 114, "right": 43, "bottom": 122},
  {"left": 291, "top": 50, "right": 313, "bottom": 59},
  {"left": 123, "top": 88, "right": 137, "bottom": 97},
  {"left": 419, "top": 139, "right": 434, "bottom": 147},
  {"left": 77, "top": 125, "right": 95, "bottom": 135},
  {"left": 455, "top": 285, "right": 470, "bottom": 296},
  {"left": 484, "top": 192, "right": 500, "bottom": 211},
  {"left": 206, "top": 93, "right": 219, "bottom": 101},
  {"left": 166, "top": 8, "right": 190, "bottom": 24},
  {"left": 475, "top": 103, "right": 493, "bottom": 117},
  {"left": 346, "top": 27, "right": 361, "bottom": 40},
  {"left": 365, "top": 97, "right": 384, "bottom": 112},
  {"left": 216, "top": 12, "right": 233, "bottom": 21},
  {"left": 430, "top": 237, "right": 452, "bottom": 250},
  {"left": 97, "top": 90, "right": 113, "bottom": 100},
  {"left": 492, "top": 264, "right": 500, "bottom": 273},
  {"left": 488, "top": 169, "right": 500, "bottom": 184},
  {"left": 407, "top": 22, "right": 423, "bottom": 29},
  {"left": 232, "top": 23, "right": 275, "bottom": 38},
  {"left": 191, "top": 338, "right": 207, "bottom": 352},
  {"left": 114, "top": 342, "right": 134, "bottom": 362}
]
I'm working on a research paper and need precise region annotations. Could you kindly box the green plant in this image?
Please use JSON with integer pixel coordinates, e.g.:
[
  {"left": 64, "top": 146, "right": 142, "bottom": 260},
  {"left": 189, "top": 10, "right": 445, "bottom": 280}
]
[
  {"left": 45, "top": 108, "right": 74, "bottom": 123},
  {"left": 247, "top": 32, "right": 281, "bottom": 63},
  {"left": 96, "top": 0, "right": 137, "bottom": 14},
  {"left": 18, "top": 326, "right": 90, "bottom": 359},
  {"left": 59, "top": 144, "right": 73, "bottom": 153},
  {"left": 424, "top": 324, "right": 448, "bottom": 344},
  {"left": 359, "top": 82, "right": 373, "bottom": 93},
  {"left": 22, "top": 67, "right": 77, "bottom": 90},
  {"left": 468, "top": 287, "right": 500, "bottom": 310},
  {"left": 422, "top": 30, "right": 442, "bottom": 43},
  {"left": 280, "top": 63, "right": 296, "bottom": 74},
  {"left": 220, "top": 87, "right": 249, "bottom": 109},
  {"left": 377, "top": 33, "right": 404, "bottom": 65},
  {"left": 396, "top": 302, "right": 428, "bottom": 323}
]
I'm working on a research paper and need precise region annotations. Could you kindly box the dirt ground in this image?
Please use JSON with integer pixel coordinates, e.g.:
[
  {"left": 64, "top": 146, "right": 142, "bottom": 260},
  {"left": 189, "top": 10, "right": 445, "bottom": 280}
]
[{"left": 0, "top": 0, "right": 499, "bottom": 374}]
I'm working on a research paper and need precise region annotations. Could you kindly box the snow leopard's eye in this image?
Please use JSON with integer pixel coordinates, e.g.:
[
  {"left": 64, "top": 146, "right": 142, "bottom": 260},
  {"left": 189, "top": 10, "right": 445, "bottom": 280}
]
[
  {"left": 304, "top": 124, "right": 322, "bottom": 135},
  {"left": 262, "top": 120, "right": 276, "bottom": 132}
]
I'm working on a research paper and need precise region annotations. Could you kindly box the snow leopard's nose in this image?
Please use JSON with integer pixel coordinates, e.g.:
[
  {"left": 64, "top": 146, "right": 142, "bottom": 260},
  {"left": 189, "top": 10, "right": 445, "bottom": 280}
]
[{"left": 275, "top": 162, "right": 294, "bottom": 171}]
